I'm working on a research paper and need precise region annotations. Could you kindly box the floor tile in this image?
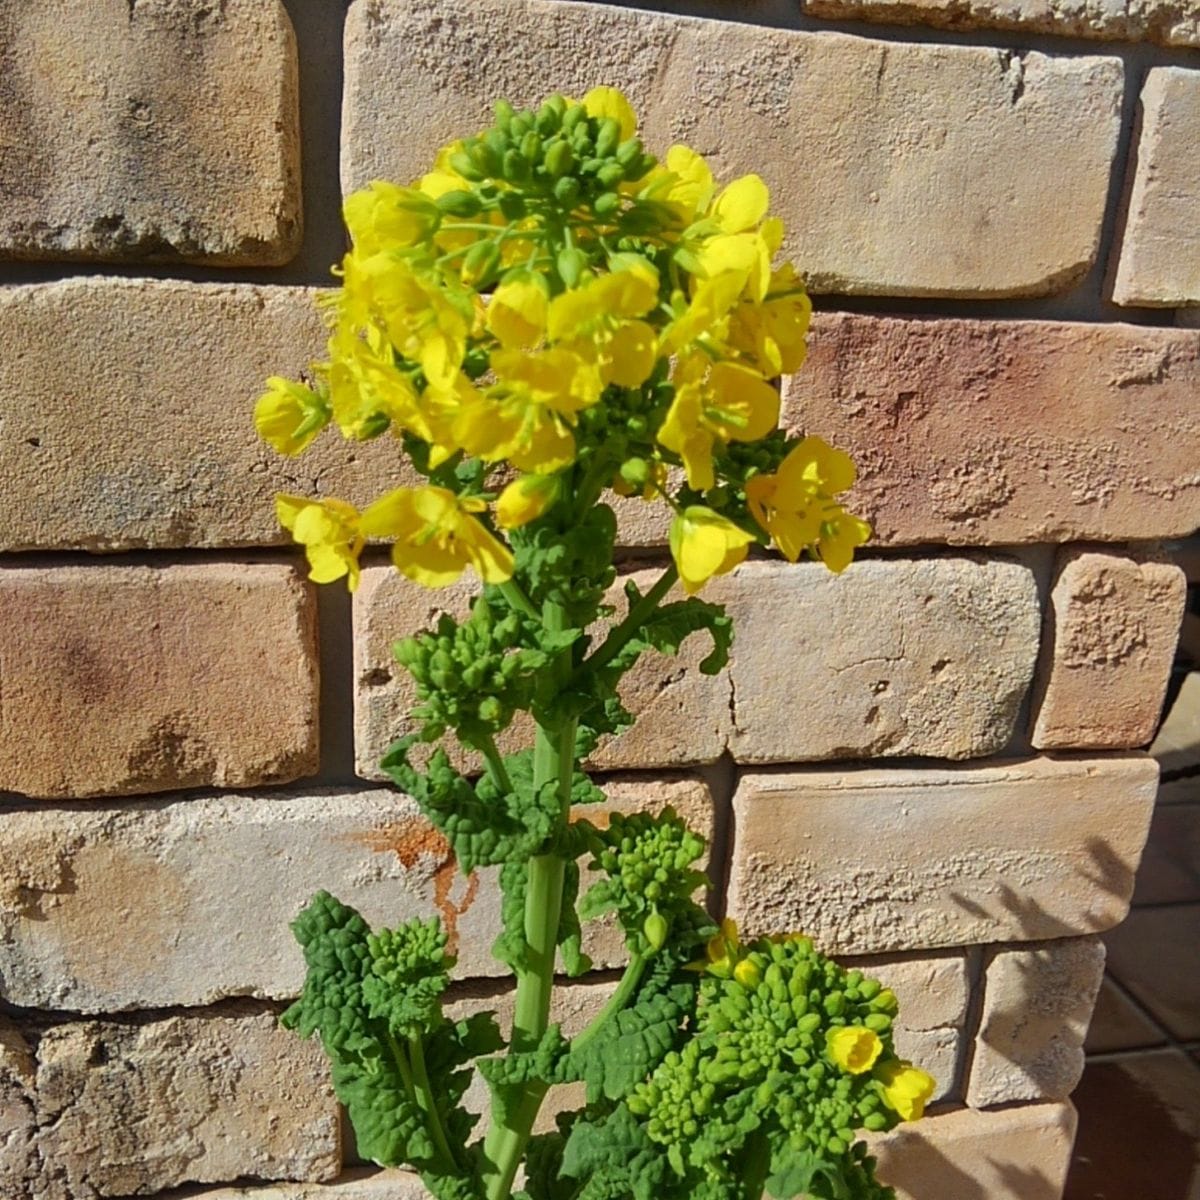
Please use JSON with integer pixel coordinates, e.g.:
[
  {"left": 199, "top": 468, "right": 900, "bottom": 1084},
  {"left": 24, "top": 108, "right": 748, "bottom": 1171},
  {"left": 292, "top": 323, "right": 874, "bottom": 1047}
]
[
  {"left": 1065, "top": 1050, "right": 1200, "bottom": 1200},
  {"left": 1084, "top": 977, "right": 1167, "bottom": 1053},
  {"left": 1134, "top": 803, "right": 1200, "bottom": 906},
  {"left": 1105, "top": 904, "right": 1200, "bottom": 1042}
]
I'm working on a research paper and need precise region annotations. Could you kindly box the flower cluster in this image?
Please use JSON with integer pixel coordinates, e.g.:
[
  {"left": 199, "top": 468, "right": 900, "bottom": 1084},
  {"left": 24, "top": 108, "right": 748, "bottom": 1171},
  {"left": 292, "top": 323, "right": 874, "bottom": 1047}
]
[{"left": 255, "top": 87, "right": 869, "bottom": 594}]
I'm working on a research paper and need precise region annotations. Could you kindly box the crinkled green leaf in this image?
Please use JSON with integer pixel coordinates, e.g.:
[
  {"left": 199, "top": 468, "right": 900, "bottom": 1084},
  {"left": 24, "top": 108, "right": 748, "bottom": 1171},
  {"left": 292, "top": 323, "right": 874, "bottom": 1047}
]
[{"left": 562, "top": 1104, "right": 669, "bottom": 1200}]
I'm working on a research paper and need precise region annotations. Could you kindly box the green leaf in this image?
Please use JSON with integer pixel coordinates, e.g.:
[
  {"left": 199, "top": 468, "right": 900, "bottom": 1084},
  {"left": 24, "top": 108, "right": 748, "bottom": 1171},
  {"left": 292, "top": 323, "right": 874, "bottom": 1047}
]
[
  {"left": 621, "top": 586, "right": 733, "bottom": 676},
  {"left": 562, "top": 1104, "right": 670, "bottom": 1200}
]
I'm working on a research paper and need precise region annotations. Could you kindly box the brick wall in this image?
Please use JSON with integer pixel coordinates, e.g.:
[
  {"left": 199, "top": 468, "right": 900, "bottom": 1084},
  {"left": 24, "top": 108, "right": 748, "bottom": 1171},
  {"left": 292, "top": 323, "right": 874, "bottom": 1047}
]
[{"left": 1, "top": 1, "right": 1197, "bottom": 1198}]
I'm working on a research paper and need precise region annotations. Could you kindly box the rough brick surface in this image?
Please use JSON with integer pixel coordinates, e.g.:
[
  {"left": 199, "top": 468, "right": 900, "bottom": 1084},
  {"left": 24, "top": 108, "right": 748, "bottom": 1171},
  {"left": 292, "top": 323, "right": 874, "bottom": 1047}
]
[
  {"left": 968, "top": 937, "right": 1106, "bottom": 1108},
  {"left": 0, "top": 1019, "right": 37, "bottom": 1200},
  {"left": 0, "top": 780, "right": 712, "bottom": 1009},
  {"left": 786, "top": 314, "right": 1200, "bottom": 545},
  {"left": 0, "top": 563, "right": 319, "bottom": 799},
  {"left": 34, "top": 1009, "right": 339, "bottom": 1196},
  {"left": 1113, "top": 68, "right": 1200, "bottom": 306},
  {"left": 870, "top": 1102, "right": 1077, "bottom": 1200},
  {"left": 711, "top": 557, "right": 1040, "bottom": 763},
  {"left": 0, "top": 279, "right": 404, "bottom": 553},
  {"left": 805, "top": 0, "right": 1200, "bottom": 47},
  {"left": 344, "top": 0, "right": 1122, "bottom": 298},
  {"left": 0, "top": 0, "right": 300, "bottom": 264},
  {"left": 353, "top": 567, "right": 731, "bottom": 779},
  {"left": 727, "top": 755, "right": 1159, "bottom": 954},
  {"left": 175, "top": 1174, "right": 429, "bottom": 1200},
  {"left": 849, "top": 953, "right": 969, "bottom": 1102},
  {"left": 1031, "top": 548, "right": 1186, "bottom": 749}
]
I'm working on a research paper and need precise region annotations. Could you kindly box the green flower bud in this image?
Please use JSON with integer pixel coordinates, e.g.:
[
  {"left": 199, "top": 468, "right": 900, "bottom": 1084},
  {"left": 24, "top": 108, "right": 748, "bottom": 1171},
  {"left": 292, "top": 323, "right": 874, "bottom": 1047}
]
[
  {"left": 595, "top": 117, "right": 621, "bottom": 157},
  {"left": 643, "top": 910, "right": 668, "bottom": 951},
  {"left": 501, "top": 149, "right": 529, "bottom": 183},
  {"left": 435, "top": 189, "right": 483, "bottom": 218},
  {"left": 449, "top": 151, "right": 484, "bottom": 182},
  {"left": 594, "top": 191, "right": 621, "bottom": 217},
  {"left": 553, "top": 176, "right": 581, "bottom": 206},
  {"left": 864, "top": 1012, "right": 892, "bottom": 1033},
  {"left": 493, "top": 97, "right": 516, "bottom": 129},
  {"left": 556, "top": 246, "right": 587, "bottom": 288},
  {"left": 597, "top": 161, "right": 626, "bottom": 189},
  {"left": 544, "top": 139, "right": 574, "bottom": 179},
  {"left": 498, "top": 190, "right": 527, "bottom": 218},
  {"left": 462, "top": 239, "right": 501, "bottom": 287},
  {"left": 520, "top": 130, "right": 542, "bottom": 163},
  {"left": 616, "top": 136, "right": 643, "bottom": 165},
  {"left": 863, "top": 1112, "right": 889, "bottom": 1132}
]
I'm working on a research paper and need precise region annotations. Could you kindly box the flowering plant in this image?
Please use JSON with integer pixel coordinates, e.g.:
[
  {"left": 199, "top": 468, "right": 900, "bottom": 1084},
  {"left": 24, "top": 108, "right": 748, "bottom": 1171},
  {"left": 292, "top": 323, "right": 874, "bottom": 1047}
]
[{"left": 256, "top": 88, "right": 930, "bottom": 1200}]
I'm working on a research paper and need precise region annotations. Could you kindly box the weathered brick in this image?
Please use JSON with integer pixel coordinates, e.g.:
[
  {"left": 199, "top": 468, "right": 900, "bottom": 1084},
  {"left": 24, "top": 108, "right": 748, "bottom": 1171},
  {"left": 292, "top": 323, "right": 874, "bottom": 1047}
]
[
  {"left": 343, "top": 0, "right": 1122, "bottom": 298},
  {"left": 0, "top": 779, "right": 713, "bottom": 1009},
  {"left": 848, "top": 953, "right": 969, "bottom": 1102},
  {"left": 870, "top": 1102, "right": 1077, "bottom": 1199},
  {"left": 1031, "top": 548, "right": 1186, "bottom": 749},
  {"left": 0, "top": 0, "right": 300, "bottom": 264},
  {"left": 785, "top": 314, "right": 1200, "bottom": 545},
  {"left": 1112, "top": 68, "right": 1200, "bottom": 306},
  {"left": 967, "top": 937, "right": 1105, "bottom": 1109},
  {"left": 0, "top": 562, "right": 319, "bottom": 799},
  {"left": 0, "top": 279, "right": 404, "bottom": 553},
  {"left": 805, "top": 0, "right": 1200, "bottom": 47},
  {"left": 34, "top": 1009, "right": 339, "bottom": 1196},
  {"left": 168, "top": 1173, "right": 429, "bottom": 1200},
  {"left": 727, "top": 755, "right": 1158, "bottom": 954},
  {"left": 710, "top": 557, "right": 1040, "bottom": 764},
  {"left": 1150, "top": 670, "right": 1200, "bottom": 775},
  {"left": 352, "top": 566, "right": 730, "bottom": 780},
  {"left": 0, "top": 1018, "right": 38, "bottom": 1200}
]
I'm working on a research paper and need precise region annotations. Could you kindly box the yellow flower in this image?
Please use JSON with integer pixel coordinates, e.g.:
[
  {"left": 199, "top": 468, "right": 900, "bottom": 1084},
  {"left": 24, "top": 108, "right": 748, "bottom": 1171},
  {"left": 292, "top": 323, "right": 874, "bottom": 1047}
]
[
  {"left": 360, "top": 485, "right": 513, "bottom": 588},
  {"left": 486, "top": 275, "right": 550, "bottom": 349},
  {"left": 343, "top": 180, "right": 440, "bottom": 257},
  {"left": 702, "top": 917, "right": 741, "bottom": 978},
  {"left": 876, "top": 1061, "right": 936, "bottom": 1122},
  {"left": 669, "top": 506, "right": 756, "bottom": 595},
  {"left": 456, "top": 347, "right": 602, "bottom": 474},
  {"left": 638, "top": 145, "right": 714, "bottom": 225},
  {"left": 658, "top": 357, "right": 780, "bottom": 491},
  {"left": 728, "top": 263, "right": 812, "bottom": 376},
  {"left": 276, "top": 495, "right": 364, "bottom": 592},
  {"left": 746, "top": 436, "right": 870, "bottom": 573},
  {"left": 733, "top": 957, "right": 763, "bottom": 989},
  {"left": 582, "top": 86, "right": 637, "bottom": 139},
  {"left": 254, "top": 377, "right": 329, "bottom": 457},
  {"left": 496, "top": 474, "right": 560, "bottom": 529},
  {"left": 826, "top": 1026, "right": 883, "bottom": 1075},
  {"left": 711, "top": 174, "right": 770, "bottom": 234},
  {"left": 659, "top": 271, "right": 744, "bottom": 358}
]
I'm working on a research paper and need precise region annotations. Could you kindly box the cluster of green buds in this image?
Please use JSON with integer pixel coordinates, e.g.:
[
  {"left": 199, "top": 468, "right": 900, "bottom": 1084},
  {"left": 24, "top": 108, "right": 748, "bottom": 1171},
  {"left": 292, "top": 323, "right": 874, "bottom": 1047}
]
[{"left": 361, "top": 917, "right": 453, "bottom": 1040}]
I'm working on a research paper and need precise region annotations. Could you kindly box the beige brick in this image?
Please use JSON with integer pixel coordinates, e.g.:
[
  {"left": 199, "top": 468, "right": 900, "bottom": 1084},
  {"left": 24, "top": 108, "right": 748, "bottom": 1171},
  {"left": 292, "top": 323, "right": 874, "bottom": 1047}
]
[
  {"left": 34, "top": 1009, "right": 339, "bottom": 1195},
  {"left": 0, "top": 562, "right": 319, "bottom": 799},
  {"left": 968, "top": 937, "right": 1105, "bottom": 1108},
  {"left": 1031, "top": 548, "right": 1186, "bottom": 749},
  {"left": 168, "top": 1169, "right": 429, "bottom": 1199},
  {"left": 0, "top": 0, "right": 300, "bottom": 264},
  {"left": 0, "top": 279, "right": 406, "bottom": 552},
  {"left": 352, "top": 566, "right": 730, "bottom": 780},
  {"left": 848, "top": 953, "right": 970, "bottom": 1102},
  {"left": 805, "top": 0, "right": 1200, "bottom": 47},
  {"left": 446, "top": 979, "right": 616, "bottom": 1134},
  {"left": 727, "top": 755, "right": 1159, "bottom": 954},
  {"left": 710, "top": 557, "right": 1040, "bottom": 763},
  {"left": 0, "top": 1018, "right": 38, "bottom": 1200},
  {"left": 870, "top": 1102, "right": 1077, "bottom": 1199},
  {"left": 1113, "top": 68, "right": 1200, "bottom": 306},
  {"left": 1151, "top": 671, "right": 1200, "bottom": 775},
  {"left": 785, "top": 314, "right": 1200, "bottom": 545},
  {"left": 344, "top": 0, "right": 1121, "bottom": 299}
]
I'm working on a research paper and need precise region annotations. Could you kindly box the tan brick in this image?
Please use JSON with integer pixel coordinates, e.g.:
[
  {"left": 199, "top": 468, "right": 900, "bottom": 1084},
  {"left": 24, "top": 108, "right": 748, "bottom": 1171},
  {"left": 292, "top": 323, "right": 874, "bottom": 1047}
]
[
  {"left": 446, "top": 979, "right": 616, "bottom": 1135},
  {"left": 870, "top": 1102, "right": 1076, "bottom": 1199},
  {"left": 0, "top": 1018, "right": 38, "bottom": 1200},
  {"left": 710, "top": 557, "right": 1040, "bottom": 763},
  {"left": 344, "top": 0, "right": 1121, "bottom": 299},
  {"left": 805, "top": 0, "right": 1200, "bottom": 47},
  {"left": 0, "top": 790, "right": 450, "bottom": 1011},
  {"left": 0, "top": 279, "right": 406, "bottom": 552},
  {"left": 968, "top": 937, "right": 1105, "bottom": 1108},
  {"left": 352, "top": 566, "right": 730, "bottom": 780},
  {"left": 34, "top": 1009, "right": 339, "bottom": 1195},
  {"left": 848, "top": 953, "right": 969, "bottom": 1102},
  {"left": 0, "top": 0, "right": 300, "bottom": 264},
  {"left": 1031, "top": 548, "right": 1186, "bottom": 749},
  {"left": 727, "top": 755, "right": 1159, "bottom": 954},
  {"left": 0, "top": 562, "right": 319, "bottom": 799},
  {"left": 785, "top": 314, "right": 1200, "bottom": 545},
  {"left": 170, "top": 1170, "right": 430, "bottom": 1199},
  {"left": 1151, "top": 670, "right": 1200, "bottom": 775},
  {"left": 1113, "top": 68, "right": 1200, "bottom": 306}
]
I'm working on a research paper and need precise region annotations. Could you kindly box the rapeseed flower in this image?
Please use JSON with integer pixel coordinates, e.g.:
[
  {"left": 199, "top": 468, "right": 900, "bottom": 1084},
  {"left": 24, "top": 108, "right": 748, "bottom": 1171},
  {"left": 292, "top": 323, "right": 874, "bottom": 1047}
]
[
  {"left": 254, "top": 377, "right": 329, "bottom": 457},
  {"left": 875, "top": 1060, "right": 936, "bottom": 1121},
  {"left": 826, "top": 1026, "right": 883, "bottom": 1075},
  {"left": 277, "top": 495, "right": 364, "bottom": 591},
  {"left": 669, "top": 506, "right": 756, "bottom": 594}
]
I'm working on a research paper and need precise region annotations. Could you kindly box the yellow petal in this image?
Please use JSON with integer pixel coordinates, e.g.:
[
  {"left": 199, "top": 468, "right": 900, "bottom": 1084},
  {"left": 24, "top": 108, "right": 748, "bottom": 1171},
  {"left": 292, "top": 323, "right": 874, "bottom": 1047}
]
[
  {"left": 582, "top": 86, "right": 637, "bottom": 139},
  {"left": 712, "top": 174, "right": 770, "bottom": 234}
]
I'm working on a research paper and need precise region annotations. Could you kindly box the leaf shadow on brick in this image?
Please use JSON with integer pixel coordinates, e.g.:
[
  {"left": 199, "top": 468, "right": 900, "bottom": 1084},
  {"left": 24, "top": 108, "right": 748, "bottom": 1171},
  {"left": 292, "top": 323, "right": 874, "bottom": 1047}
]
[{"left": 878, "top": 1130, "right": 1059, "bottom": 1199}]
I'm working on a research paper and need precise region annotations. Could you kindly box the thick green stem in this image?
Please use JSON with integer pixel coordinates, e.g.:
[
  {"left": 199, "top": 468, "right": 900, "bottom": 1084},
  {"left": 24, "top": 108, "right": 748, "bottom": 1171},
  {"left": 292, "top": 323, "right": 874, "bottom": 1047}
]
[
  {"left": 498, "top": 579, "right": 539, "bottom": 621},
  {"left": 481, "top": 599, "right": 578, "bottom": 1200},
  {"left": 569, "top": 952, "right": 648, "bottom": 1055},
  {"left": 408, "top": 1034, "right": 459, "bottom": 1172}
]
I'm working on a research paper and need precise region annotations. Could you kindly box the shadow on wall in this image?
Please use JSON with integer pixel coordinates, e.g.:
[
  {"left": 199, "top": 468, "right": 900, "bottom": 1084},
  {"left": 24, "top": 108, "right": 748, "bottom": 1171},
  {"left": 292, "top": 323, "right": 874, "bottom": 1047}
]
[{"left": 878, "top": 1128, "right": 1062, "bottom": 1199}]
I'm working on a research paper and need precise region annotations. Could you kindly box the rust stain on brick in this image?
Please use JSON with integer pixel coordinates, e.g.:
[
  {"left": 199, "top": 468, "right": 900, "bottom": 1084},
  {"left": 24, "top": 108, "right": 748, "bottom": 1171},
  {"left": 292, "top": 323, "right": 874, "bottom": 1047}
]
[{"left": 356, "top": 819, "right": 479, "bottom": 956}]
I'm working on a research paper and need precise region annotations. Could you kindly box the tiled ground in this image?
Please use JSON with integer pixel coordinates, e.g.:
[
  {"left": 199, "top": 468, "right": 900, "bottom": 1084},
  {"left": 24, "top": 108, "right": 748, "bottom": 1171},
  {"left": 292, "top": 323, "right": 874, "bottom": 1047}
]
[{"left": 1066, "top": 651, "right": 1200, "bottom": 1199}]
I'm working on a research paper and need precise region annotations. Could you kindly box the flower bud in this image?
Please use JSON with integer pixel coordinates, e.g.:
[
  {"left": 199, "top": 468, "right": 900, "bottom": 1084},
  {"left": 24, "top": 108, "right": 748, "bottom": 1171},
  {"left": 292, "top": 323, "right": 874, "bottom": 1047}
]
[
  {"left": 496, "top": 474, "right": 560, "bottom": 529},
  {"left": 643, "top": 911, "right": 668, "bottom": 951},
  {"left": 435, "top": 189, "right": 483, "bottom": 218}
]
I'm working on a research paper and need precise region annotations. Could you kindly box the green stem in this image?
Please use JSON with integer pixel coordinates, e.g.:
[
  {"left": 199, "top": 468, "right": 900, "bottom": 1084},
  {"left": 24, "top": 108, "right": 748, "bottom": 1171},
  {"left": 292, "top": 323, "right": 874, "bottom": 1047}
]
[
  {"left": 569, "top": 952, "right": 648, "bottom": 1055},
  {"left": 408, "top": 1034, "right": 459, "bottom": 1172},
  {"left": 481, "top": 599, "right": 578, "bottom": 1200},
  {"left": 386, "top": 1032, "right": 455, "bottom": 1176},
  {"left": 742, "top": 1130, "right": 771, "bottom": 1200},
  {"left": 584, "top": 563, "right": 679, "bottom": 674},
  {"left": 476, "top": 732, "right": 513, "bottom": 794},
  {"left": 498, "top": 579, "right": 539, "bottom": 621}
]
